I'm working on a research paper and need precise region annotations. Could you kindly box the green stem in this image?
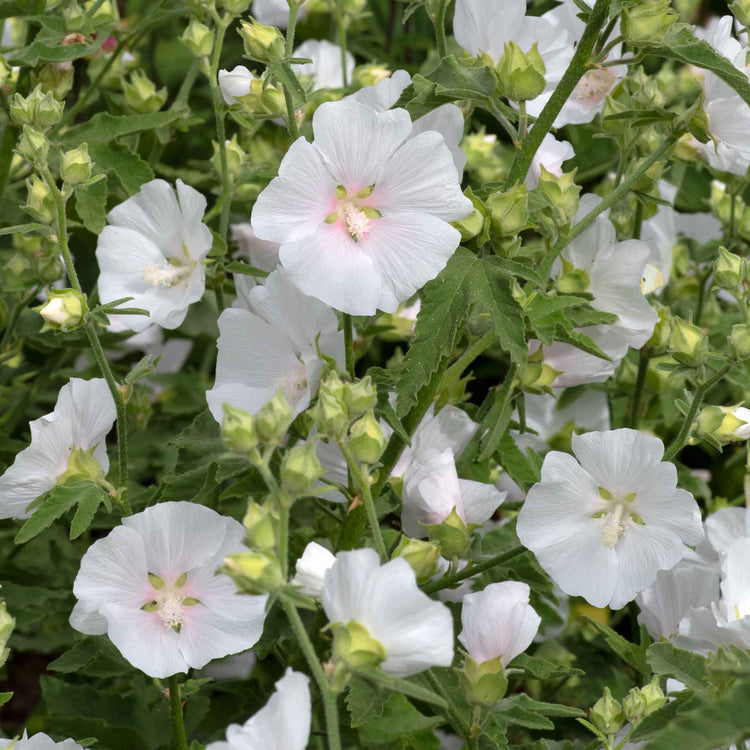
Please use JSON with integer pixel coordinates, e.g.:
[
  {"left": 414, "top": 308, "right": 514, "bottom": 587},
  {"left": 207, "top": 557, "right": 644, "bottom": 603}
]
[
  {"left": 629, "top": 348, "right": 650, "bottom": 429},
  {"left": 343, "top": 313, "right": 355, "bottom": 377},
  {"left": 281, "top": 596, "right": 342, "bottom": 750},
  {"left": 278, "top": 504, "right": 289, "bottom": 579},
  {"left": 167, "top": 675, "right": 189, "bottom": 750},
  {"left": 433, "top": 0, "right": 449, "bottom": 58},
  {"left": 336, "top": 2, "right": 349, "bottom": 87},
  {"left": 339, "top": 441, "right": 388, "bottom": 561},
  {"left": 518, "top": 100, "right": 527, "bottom": 140},
  {"left": 283, "top": 0, "right": 301, "bottom": 140},
  {"left": 422, "top": 545, "right": 525, "bottom": 594},
  {"left": 440, "top": 329, "right": 497, "bottom": 391},
  {"left": 505, "top": 0, "right": 611, "bottom": 185}
]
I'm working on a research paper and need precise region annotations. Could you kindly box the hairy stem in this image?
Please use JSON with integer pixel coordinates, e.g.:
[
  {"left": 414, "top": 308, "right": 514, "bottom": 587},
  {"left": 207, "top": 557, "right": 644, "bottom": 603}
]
[
  {"left": 283, "top": 0, "right": 301, "bottom": 140},
  {"left": 422, "top": 545, "right": 525, "bottom": 594},
  {"left": 167, "top": 675, "right": 189, "bottom": 750},
  {"left": 343, "top": 313, "right": 355, "bottom": 377}
]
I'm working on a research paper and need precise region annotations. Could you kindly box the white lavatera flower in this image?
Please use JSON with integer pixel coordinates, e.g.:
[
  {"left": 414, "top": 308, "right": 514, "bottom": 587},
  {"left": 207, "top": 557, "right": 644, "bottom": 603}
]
[
  {"left": 95, "top": 179, "right": 212, "bottom": 332},
  {"left": 70, "top": 501, "right": 268, "bottom": 679},
  {"left": 292, "top": 39, "right": 354, "bottom": 90},
  {"left": 733, "top": 406, "right": 750, "bottom": 438},
  {"left": 0, "top": 378, "right": 115, "bottom": 520},
  {"left": 230, "top": 223, "right": 280, "bottom": 273},
  {"left": 402, "top": 447, "right": 506, "bottom": 538},
  {"left": 458, "top": 581, "right": 541, "bottom": 665},
  {"left": 525, "top": 133, "right": 574, "bottom": 189},
  {"left": 218, "top": 65, "right": 255, "bottom": 105},
  {"left": 322, "top": 548, "right": 454, "bottom": 676},
  {"left": 535, "top": 194, "right": 658, "bottom": 388},
  {"left": 252, "top": 0, "right": 309, "bottom": 28},
  {"left": 251, "top": 98, "right": 472, "bottom": 314},
  {"left": 206, "top": 267, "right": 344, "bottom": 422},
  {"left": 703, "top": 505, "right": 750, "bottom": 561},
  {"left": 516, "top": 429, "right": 704, "bottom": 610},
  {"left": 291, "top": 541, "right": 336, "bottom": 598},
  {"left": 0, "top": 732, "right": 83, "bottom": 749},
  {"left": 348, "top": 69, "right": 467, "bottom": 176},
  {"left": 206, "top": 669, "right": 311, "bottom": 750}
]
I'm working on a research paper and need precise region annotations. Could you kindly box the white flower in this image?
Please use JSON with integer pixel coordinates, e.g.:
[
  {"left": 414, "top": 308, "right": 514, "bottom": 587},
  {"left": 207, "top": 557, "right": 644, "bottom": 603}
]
[
  {"left": 704, "top": 505, "right": 750, "bottom": 559},
  {"left": 526, "top": 133, "right": 574, "bottom": 189},
  {"left": 70, "top": 501, "right": 268, "bottom": 679},
  {"left": 402, "top": 447, "right": 506, "bottom": 538},
  {"left": 231, "top": 223, "right": 281, "bottom": 273},
  {"left": 517, "top": 429, "right": 704, "bottom": 609},
  {"left": 95, "top": 179, "right": 212, "bottom": 332},
  {"left": 0, "top": 378, "right": 115, "bottom": 520},
  {"left": 251, "top": 99, "right": 472, "bottom": 314},
  {"left": 219, "top": 65, "right": 255, "bottom": 104},
  {"left": 458, "top": 581, "right": 541, "bottom": 665},
  {"left": 206, "top": 669, "right": 310, "bottom": 750},
  {"left": 0, "top": 733, "right": 83, "bottom": 750},
  {"left": 291, "top": 541, "right": 336, "bottom": 598},
  {"left": 322, "top": 548, "right": 454, "bottom": 676},
  {"left": 252, "top": 0, "right": 309, "bottom": 27},
  {"left": 349, "top": 70, "right": 467, "bottom": 176},
  {"left": 206, "top": 267, "right": 344, "bottom": 422},
  {"left": 200, "top": 649, "right": 256, "bottom": 681},
  {"left": 732, "top": 406, "right": 750, "bottom": 438},
  {"left": 292, "top": 40, "right": 354, "bottom": 90}
]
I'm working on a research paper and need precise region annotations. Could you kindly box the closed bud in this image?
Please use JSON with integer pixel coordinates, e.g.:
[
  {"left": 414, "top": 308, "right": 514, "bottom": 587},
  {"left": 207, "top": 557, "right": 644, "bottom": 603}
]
[
  {"left": 556, "top": 258, "right": 591, "bottom": 294},
  {"left": 243, "top": 501, "right": 278, "bottom": 551},
  {"left": 0, "top": 597, "right": 13, "bottom": 669},
  {"left": 255, "top": 389, "right": 293, "bottom": 445},
  {"left": 520, "top": 347, "right": 561, "bottom": 392},
  {"left": 731, "top": 0, "right": 750, "bottom": 28},
  {"left": 32, "top": 64, "right": 75, "bottom": 100},
  {"left": 622, "top": 687, "right": 647, "bottom": 724},
  {"left": 342, "top": 376, "right": 377, "bottom": 418},
  {"left": 348, "top": 410, "right": 385, "bottom": 464},
  {"left": 212, "top": 134, "right": 247, "bottom": 178},
  {"left": 425, "top": 506, "right": 480, "bottom": 560},
  {"left": 57, "top": 445, "right": 106, "bottom": 485},
  {"left": 669, "top": 317, "right": 708, "bottom": 365},
  {"left": 714, "top": 246, "right": 744, "bottom": 290},
  {"left": 123, "top": 71, "right": 167, "bottom": 114},
  {"left": 622, "top": 0, "right": 678, "bottom": 45},
  {"left": 630, "top": 157, "right": 666, "bottom": 193},
  {"left": 237, "top": 78, "right": 287, "bottom": 117},
  {"left": 17, "top": 127, "right": 49, "bottom": 165},
  {"left": 331, "top": 619, "right": 386, "bottom": 671},
  {"left": 462, "top": 656, "right": 508, "bottom": 706},
  {"left": 639, "top": 678, "right": 666, "bottom": 716},
  {"left": 537, "top": 167, "right": 580, "bottom": 224},
  {"left": 222, "top": 551, "right": 285, "bottom": 594},
  {"left": 487, "top": 183, "right": 528, "bottom": 238},
  {"left": 60, "top": 143, "right": 94, "bottom": 185},
  {"left": 687, "top": 105, "right": 711, "bottom": 144},
  {"left": 23, "top": 175, "right": 56, "bottom": 224},
  {"left": 393, "top": 537, "right": 440, "bottom": 583},
  {"left": 220, "top": 0, "right": 252, "bottom": 14},
  {"left": 497, "top": 41, "right": 546, "bottom": 102},
  {"left": 313, "top": 391, "right": 349, "bottom": 439},
  {"left": 590, "top": 687, "right": 624, "bottom": 735},
  {"left": 63, "top": 0, "right": 86, "bottom": 29},
  {"left": 281, "top": 442, "right": 323, "bottom": 494},
  {"left": 34, "top": 288, "right": 88, "bottom": 332},
  {"left": 707, "top": 645, "right": 744, "bottom": 691},
  {"left": 238, "top": 18, "right": 285, "bottom": 64},
  {"left": 10, "top": 85, "right": 63, "bottom": 130},
  {"left": 730, "top": 323, "right": 750, "bottom": 360},
  {"left": 697, "top": 405, "right": 750, "bottom": 446},
  {"left": 181, "top": 18, "right": 214, "bottom": 59},
  {"left": 222, "top": 403, "right": 258, "bottom": 453},
  {"left": 352, "top": 64, "right": 391, "bottom": 88}
]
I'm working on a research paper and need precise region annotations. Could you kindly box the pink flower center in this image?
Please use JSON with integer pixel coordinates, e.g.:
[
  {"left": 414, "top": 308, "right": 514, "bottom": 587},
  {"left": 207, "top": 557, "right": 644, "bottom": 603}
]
[{"left": 325, "top": 185, "right": 381, "bottom": 243}]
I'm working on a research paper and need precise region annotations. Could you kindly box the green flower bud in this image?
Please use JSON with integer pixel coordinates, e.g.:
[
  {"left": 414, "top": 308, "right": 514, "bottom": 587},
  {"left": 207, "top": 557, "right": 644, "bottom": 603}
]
[
  {"left": 331, "top": 619, "right": 386, "bottom": 671},
  {"left": 60, "top": 143, "right": 94, "bottom": 185},
  {"left": 220, "top": 0, "right": 252, "bottom": 14},
  {"left": 34, "top": 288, "right": 88, "bottom": 332},
  {"left": 243, "top": 501, "right": 278, "bottom": 551},
  {"left": 63, "top": 0, "right": 86, "bottom": 29},
  {"left": 630, "top": 157, "right": 666, "bottom": 193},
  {"left": 181, "top": 18, "right": 214, "bottom": 59},
  {"left": 281, "top": 442, "right": 324, "bottom": 494},
  {"left": 555, "top": 258, "right": 591, "bottom": 294},
  {"left": 520, "top": 347, "right": 561, "bottom": 393},
  {"left": 393, "top": 537, "right": 441, "bottom": 583},
  {"left": 0, "top": 595, "right": 14, "bottom": 670},
  {"left": 425, "top": 506, "right": 480, "bottom": 560},
  {"left": 255, "top": 390, "right": 293, "bottom": 445},
  {"left": 730, "top": 323, "right": 750, "bottom": 360},
  {"left": 487, "top": 183, "right": 528, "bottom": 238},
  {"left": 714, "top": 246, "right": 744, "bottom": 290},
  {"left": 212, "top": 134, "right": 247, "bottom": 179},
  {"left": 348, "top": 410, "right": 385, "bottom": 464},
  {"left": 622, "top": 0, "right": 678, "bottom": 45},
  {"left": 10, "top": 85, "right": 63, "bottom": 130},
  {"left": 123, "top": 71, "right": 167, "bottom": 114},
  {"left": 622, "top": 687, "right": 647, "bottom": 724},
  {"left": 236, "top": 78, "right": 287, "bottom": 118},
  {"left": 342, "top": 376, "right": 377, "bottom": 419},
  {"left": 238, "top": 18, "right": 285, "bottom": 64},
  {"left": 687, "top": 104, "right": 711, "bottom": 144},
  {"left": 707, "top": 645, "right": 743, "bottom": 691},
  {"left": 222, "top": 403, "right": 258, "bottom": 454},
  {"left": 731, "top": 0, "right": 750, "bottom": 27},
  {"left": 352, "top": 64, "right": 391, "bottom": 88},
  {"left": 497, "top": 41, "right": 547, "bottom": 102},
  {"left": 669, "top": 317, "right": 708, "bottom": 365},
  {"left": 17, "top": 127, "right": 49, "bottom": 165},
  {"left": 639, "top": 678, "right": 667, "bottom": 716},
  {"left": 23, "top": 175, "right": 56, "bottom": 224},
  {"left": 32, "top": 64, "right": 74, "bottom": 100},
  {"left": 461, "top": 656, "right": 509, "bottom": 706},
  {"left": 537, "top": 167, "right": 581, "bottom": 224},
  {"left": 222, "top": 551, "right": 285, "bottom": 594},
  {"left": 57, "top": 446, "right": 107, "bottom": 486},
  {"left": 696, "top": 405, "right": 749, "bottom": 447},
  {"left": 590, "top": 687, "right": 624, "bottom": 735}
]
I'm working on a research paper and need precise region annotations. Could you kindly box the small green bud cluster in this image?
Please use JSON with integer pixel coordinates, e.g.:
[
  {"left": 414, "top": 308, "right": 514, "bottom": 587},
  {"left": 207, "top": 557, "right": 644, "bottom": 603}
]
[
  {"left": 238, "top": 18, "right": 285, "bottom": 64},
  {"left": 124, "top": 70, "right": 167, "bottom": 114},
  {"left": 621, "top": 0, "right": 678, "bottom": 46},
  {"left": 668, "top": 317, "right": 708, "bottom": 366},
  {"left": 496, "top": 42, "right": 546, "bottom": 102}
]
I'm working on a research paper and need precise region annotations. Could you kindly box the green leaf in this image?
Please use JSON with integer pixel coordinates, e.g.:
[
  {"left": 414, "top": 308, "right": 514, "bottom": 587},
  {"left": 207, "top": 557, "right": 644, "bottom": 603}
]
[
  {"left": 75, "top": 177, "right": 108, "bottom": 234},
  {"left": 584, "top": 617, "right": 649, "bottom": 678},
  {"left": 69, "top": 486, "right": 106, "bottom": 539},
  {"left": 225, "top": 261, "right": 270, "bottom": 277},
  {"left": 347, "top": 676, "right": 389, "bottom": 728},
  {"left": 49, "top": 636, "right": 132, "bottom": 678},
  {"left": 0, "top": 222, "right": 51, "bottom": 236},
  {"left": 478, "top": 371, "right": 517, "bottom": 461},
  {"left": 494, "top": 433, "right": 542, "bottom": 491},
  {"left": 60, "top": 110, "right": 188, "bottom": 146},
  {"left": 510, "top": 653, "right": 584, "bottom": 679},
  {"left": 9, "top": 38, "right": 101, "bottom": 66},
  {"left": 0, "top": 692, "right": 12, "bottom": 707},
  {"left": 357, "top": 693, "right": 443, "bottom": 745},
  {"left": 354, "top": 669, "right": 448, "bottom": 709},
  {"left": 88, "top": 142, "right": 154, "bottom": 195},
  {"left": 125, "top": 354, "right": 158, "bottom": 385},
  {"left": 493, "top": 694, "right": 584, "bottom": 731},
  {"left": 646, "top": 642, "right": 708, "bottom": 692}
]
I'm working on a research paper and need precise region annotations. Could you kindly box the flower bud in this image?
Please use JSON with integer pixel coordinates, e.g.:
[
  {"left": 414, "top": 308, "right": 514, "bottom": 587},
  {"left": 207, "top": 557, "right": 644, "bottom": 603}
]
[
  {"left": 281, "top": 442, "right": 323, "bottom": 494},
  {"left": 63, "top": 0, "right": 86, "bottom": 29},
  {"left": 555, "top": 258, "right": 591, "bottom": 294},
  {"left": 707, "top": 645, "right": 743, "bottom": 691},
  {"left": 222, "top": 551, "right": 285, "bottom": 594},
  {"left": 730, "top": 323, "right": 750, "bottom": 360},
  {"left": 222, "top": 403, "right": 258, "bottom": 454},
  {"left": 60, "top": 143, "right": 94, "bottom": 185},
  {"left": 243, "top": 501, "right": 278, "bottom": 551},
  {"left": 331, "top": 619, "right": 386, "bottom": 671},
  {"left": 520, "top": 347, "right": 561, "bottom": 393},
  {"left": 255, "top": 390, "right": 293, "bottom": 445},
  {"left": 497, "top": 41, "right": 546, "bottom": 102},
  {"left": 220, "top": 0, "right": 252, "bottom": 14},
  {"left": 123, "top": 71, "right": 167, "bottom": 114},
  {"left": 537, "top": 167, "right": 581, "bottom": 224},
  {"left": 622, "top": 687, "right": 647, "bottom": 724},
  {"left": 669, "top": 318, "right": 708, "bottom": 365},
  {"left": 0, "top": 596, "right": 14, "bottom": 669},
  {"left": 32, "top": 64, "right": 74, "bottom": 100},
  {"left": 731, "top": 0, "right": 750, "bottom": 28},
  {"left": 17, "top": 127, "right": 49, "bottom": 165},
  {"left": 236, "top": 78, "right": 287, "bottom": 118},
  {"left": 697, "top": 405, "right": 750, "bottom": 447},
  {"left": 639, "top": 678, "right": 666, "bottom": 716},
  {"left": 212, "top": 134, "right": 247, "bottom": 179},
  {"left": 352, "top": 64, "right": 391, "bottom": 88},
  {"left": 57, "top": 445, "right": 107, "bottom": 485},
  {"left": 10, "top": 85, "right": 63, "bottom": 130},
  {"left": 34, "top": 288, "right": 88, "bottom": 332},
  {"left": 342, "top": 376, "right": 377, "bottom": 419},
  {"left": 238, "top": 18, "right": 285, "bottom": 64},
  {"left": 23, "top": 175, "right": 56, "bottom": 224},
  {"left": 181, "top": 18, "right": 214, "bottom": 59},
  {"left": 425, "top": 507, "right": 480, "bottom": 560},
  {"left": 461, "top": 656, "right": 508, "bottom": 706},
  {"left": 393, "top": 537, "right": 440, "bottom": 583},
  {"left": 487, "top": 183, "right": 528, "bottom": 238},
  {"left": 714, "top": 246, "right": 744, "bottom": 290},
  {"left": 590, "top": 688, "right": 624, "bottom": 735},
  {"left": 347, "top": 410, "right": 385, "bottom": 464},
  {"left": 622, "top": 0, "right": 678, "bottom": 45}
]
